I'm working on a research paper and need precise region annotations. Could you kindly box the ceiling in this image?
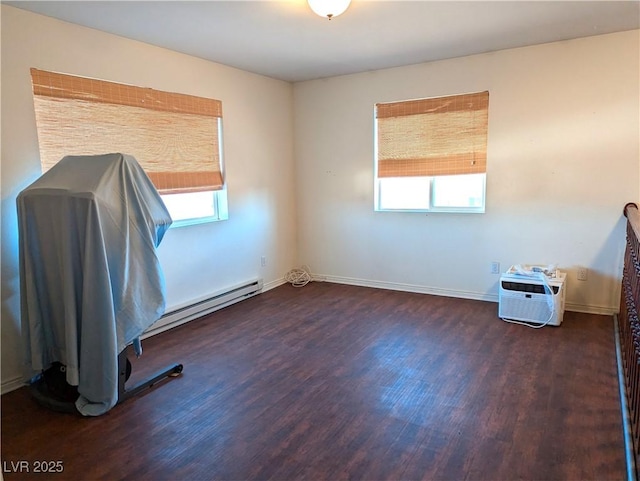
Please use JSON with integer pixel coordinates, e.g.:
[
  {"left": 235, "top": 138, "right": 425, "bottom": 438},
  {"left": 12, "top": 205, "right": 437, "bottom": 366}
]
[{"left": 6, "top": 1, "right": 640, "bottom": 83}]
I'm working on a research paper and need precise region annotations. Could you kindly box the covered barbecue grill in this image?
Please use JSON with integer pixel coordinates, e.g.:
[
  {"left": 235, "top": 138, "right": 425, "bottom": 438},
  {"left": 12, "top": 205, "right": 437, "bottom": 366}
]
[{"left": 17, "top": 153, "right": 181, "bottom": 416}]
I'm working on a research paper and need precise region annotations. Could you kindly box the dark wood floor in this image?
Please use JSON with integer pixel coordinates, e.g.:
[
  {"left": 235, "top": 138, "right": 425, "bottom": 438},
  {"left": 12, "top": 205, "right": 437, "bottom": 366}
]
[{"left": 1, "top": 282, "right": 626, "bottom": 481}]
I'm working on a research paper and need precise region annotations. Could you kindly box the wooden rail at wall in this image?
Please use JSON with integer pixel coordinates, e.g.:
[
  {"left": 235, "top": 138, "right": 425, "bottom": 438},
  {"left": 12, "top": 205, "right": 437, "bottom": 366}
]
[{"left": 618, "top": 202, "right": 640, "bottom": 479}]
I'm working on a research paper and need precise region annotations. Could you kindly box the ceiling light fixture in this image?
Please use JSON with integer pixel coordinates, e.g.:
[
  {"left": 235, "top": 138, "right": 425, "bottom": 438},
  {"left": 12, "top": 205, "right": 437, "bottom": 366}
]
[{"left": 308, "top": 0, "right": 351, "bottom": 20}]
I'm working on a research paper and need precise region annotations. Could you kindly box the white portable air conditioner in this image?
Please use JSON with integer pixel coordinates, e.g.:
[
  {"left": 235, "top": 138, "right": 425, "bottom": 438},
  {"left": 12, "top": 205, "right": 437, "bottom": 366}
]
[{"left": 498, "top": 269, "right": 566, "bottom": 326}]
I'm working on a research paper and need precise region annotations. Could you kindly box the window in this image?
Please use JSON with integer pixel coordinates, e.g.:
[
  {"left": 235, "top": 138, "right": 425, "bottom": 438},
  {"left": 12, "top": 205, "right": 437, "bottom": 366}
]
[
  {"left": 374, "top": 91, "right": 489, "bottom": 213},
  {"left": 161, "top": 190, "right": 228, "bottom": 227},
  {"left": 30, "top": 68, "right": 227, "bottom": 226}
]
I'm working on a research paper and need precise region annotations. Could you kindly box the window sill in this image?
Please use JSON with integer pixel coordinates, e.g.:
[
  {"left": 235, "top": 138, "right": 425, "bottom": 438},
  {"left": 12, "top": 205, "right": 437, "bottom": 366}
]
[
  {"left": 375, "top": 207, "right": 485, "bottom": 214},
  {"left": 169, "top": 214, "right": 229, "bottom": 229}
]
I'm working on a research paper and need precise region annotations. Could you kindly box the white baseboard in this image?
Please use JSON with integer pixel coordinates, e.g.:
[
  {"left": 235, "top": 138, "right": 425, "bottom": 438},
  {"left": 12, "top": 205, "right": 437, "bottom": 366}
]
[
  {"left": 565, "top": 302, "right": 617, "bottom": 316},
  {"left": 1, "top": 375, "right": 26, "bottom": 395},
  {"left": 263, "top": 277, "right": 287, "bottom": 292},
  {"left": 314, "top": 274, "right": 497, "bottom": 302},
  {"left": 312, "top": 274, "right": 617, "bottom": 316}
]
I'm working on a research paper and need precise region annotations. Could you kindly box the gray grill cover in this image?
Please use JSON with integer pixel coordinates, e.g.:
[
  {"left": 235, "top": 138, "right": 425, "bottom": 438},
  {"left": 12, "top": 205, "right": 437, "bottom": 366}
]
[{"left": 17, "top": 153, "right": 172, "bottom": 415}]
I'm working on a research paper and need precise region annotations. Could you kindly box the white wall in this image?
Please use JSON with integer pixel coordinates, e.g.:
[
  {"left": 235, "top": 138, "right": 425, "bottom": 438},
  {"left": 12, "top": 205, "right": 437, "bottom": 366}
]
[
  {"left": 1, "top": 6, "right": 297, "bottom": 391},
  {"left": 293, "top": 30, "right": 640, "bottom": 313}
]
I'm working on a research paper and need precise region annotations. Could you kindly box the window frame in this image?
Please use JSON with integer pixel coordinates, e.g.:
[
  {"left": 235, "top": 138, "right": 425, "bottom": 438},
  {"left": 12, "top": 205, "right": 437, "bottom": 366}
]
[
  {"left": 375, "top": 174, "right": 486, "bottom": 214},
  {"left": 30, "top": 68, "right": 228, "bottom": 227},
  {"left": 161, "top": 188, "right": 229, "bottom": 228},
  {"left": 373, "top": 91, "right": 489, "bottom": 214}
]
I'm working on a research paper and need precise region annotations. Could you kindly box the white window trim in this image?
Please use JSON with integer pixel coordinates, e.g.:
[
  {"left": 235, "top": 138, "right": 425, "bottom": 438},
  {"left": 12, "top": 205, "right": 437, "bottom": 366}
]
[
  {"left": 163, "top": 188, "right": 229, "bottom": 229},
  {"left": 374, "top": 175, "right": 486, "bottom": 214}
]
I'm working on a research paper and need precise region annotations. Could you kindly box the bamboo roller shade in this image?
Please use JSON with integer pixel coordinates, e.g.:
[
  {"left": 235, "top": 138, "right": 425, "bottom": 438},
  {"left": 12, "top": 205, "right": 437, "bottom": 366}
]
[
  {"left": 376, "top": 91, "right": 489, "bottom": 178},
  {"left": 30, "top": 68, "right": 224, "bottom": 194}
]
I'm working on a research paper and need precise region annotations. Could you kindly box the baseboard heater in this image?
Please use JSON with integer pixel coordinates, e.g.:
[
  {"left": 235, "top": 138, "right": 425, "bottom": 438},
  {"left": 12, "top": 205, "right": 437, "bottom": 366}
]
[{"left": 143, "top": 278, "right": 264, "bottom": 338}]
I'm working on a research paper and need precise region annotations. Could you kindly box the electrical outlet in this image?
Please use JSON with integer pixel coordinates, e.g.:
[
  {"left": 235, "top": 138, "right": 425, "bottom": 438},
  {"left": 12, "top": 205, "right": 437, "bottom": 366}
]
[
  {"left": 577, "top": 267, "right": 588, "bottom": 281},
  {"left": 491, "top": 261, "right": 500, "bottom": 274},
  {"left": 261, "top": 256, "right": 266, "bottom": 267}
]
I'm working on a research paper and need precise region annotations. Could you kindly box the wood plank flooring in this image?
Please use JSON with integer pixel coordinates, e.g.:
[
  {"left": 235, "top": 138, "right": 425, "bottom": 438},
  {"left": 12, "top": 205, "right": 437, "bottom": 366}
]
[{"left": 1, "top": 282, "right": 626, "bottom": 480}]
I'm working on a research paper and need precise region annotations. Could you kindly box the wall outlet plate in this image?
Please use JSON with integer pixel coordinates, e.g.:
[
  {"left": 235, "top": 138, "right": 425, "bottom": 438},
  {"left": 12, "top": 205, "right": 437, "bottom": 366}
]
[{"left": 577, "top": 267, "right": 588, "bottom": 281}]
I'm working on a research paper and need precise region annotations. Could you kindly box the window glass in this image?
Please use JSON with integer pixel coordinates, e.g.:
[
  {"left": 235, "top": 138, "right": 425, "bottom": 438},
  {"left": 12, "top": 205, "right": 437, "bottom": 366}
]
[
  {"left": 378, "top": 177, "right": 430, "bottom": 210},
  {"left": 432, "top": 174, "right": 485, "bottom": 208},
  {"left": 376, "top": 174, "right": 485, "bottom": 213},
  {"left": 161, "top": 189, "right": 228, "bottom": 227}
]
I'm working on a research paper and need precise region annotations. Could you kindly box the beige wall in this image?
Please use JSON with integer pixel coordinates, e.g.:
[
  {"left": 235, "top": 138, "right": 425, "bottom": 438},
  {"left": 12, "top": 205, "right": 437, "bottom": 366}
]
[
  {"left": 1, "top": 5, "right": 298, "bottom": 391},
  {"left": 293, "top": 30, "right": 639, "bottom": 312}
]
